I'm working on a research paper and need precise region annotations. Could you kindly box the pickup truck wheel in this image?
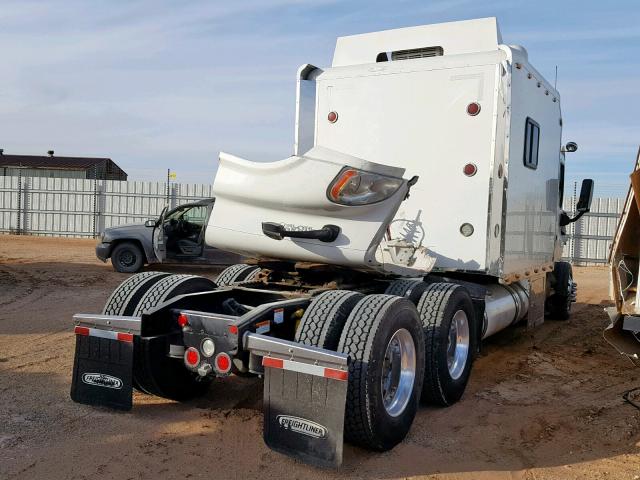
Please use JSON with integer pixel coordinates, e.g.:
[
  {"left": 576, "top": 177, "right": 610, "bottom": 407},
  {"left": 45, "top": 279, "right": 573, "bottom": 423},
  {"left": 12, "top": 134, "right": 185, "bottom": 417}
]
[
  {"left": 338, "top": 294, "right": 425, "bottom": 451},
  {"left": 111, "top": 241, "right": 145, "bottom": 273},
  {"left": 103, "top": 271, "right": 171, "bottom": 315},
  {"left": 546, "top": 262, "right": 575, "bottom": 321},
  {"left": 295, "top": 290, "right": 364, "bottom": 349},
  {"left": 216, "top": 264, "right": 261, "bottom": 287},
  {"left": 130, "top": 274, "right": 217, "bottom": 400},
  {"left": 417, "top": 283, "right": 476, "bottom": 406},
  {"left": 385, "top": 279, "right": 430, "bottom": 304}
]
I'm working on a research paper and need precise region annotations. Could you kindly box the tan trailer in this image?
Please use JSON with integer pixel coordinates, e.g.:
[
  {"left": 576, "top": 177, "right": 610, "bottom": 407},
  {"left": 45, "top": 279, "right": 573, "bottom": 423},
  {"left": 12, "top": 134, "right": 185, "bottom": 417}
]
[{"left": 605, "top": 147, "right": 640, "bottom": 366}]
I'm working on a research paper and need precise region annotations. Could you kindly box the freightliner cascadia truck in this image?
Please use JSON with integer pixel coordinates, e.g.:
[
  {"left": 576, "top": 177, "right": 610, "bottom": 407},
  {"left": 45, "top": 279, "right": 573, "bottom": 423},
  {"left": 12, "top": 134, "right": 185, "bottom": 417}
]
[{"left": 70, "top": 17, "right": 593, "bottom": 467}]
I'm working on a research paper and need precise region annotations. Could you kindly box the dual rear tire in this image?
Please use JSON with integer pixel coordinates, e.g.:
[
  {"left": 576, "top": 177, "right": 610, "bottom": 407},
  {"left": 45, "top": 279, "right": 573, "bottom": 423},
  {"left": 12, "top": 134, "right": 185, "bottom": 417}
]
[
  {"left": 215, "top": 264, "right": 261, "bottom": 286},
  {"left": 295, "top": 281, "right": 477, "bottom": 451},
  {"left": 103, "top": 272, "right": 217, "bottom": 400}
]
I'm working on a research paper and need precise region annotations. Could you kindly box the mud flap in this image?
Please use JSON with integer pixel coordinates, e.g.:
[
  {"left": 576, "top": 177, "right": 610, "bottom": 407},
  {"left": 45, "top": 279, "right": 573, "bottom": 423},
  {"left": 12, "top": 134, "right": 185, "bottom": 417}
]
[
  {"left": 70, "top": 328, "right": 134, "bottom": 410},
  {"left": 244, "top": 333, "right": 349, "bottom": 468}
]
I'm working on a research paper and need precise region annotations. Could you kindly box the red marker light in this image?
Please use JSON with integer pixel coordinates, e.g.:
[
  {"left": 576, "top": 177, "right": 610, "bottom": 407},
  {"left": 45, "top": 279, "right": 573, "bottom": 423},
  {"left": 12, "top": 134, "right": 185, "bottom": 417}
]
[
  {"left": 117, "top": 332, "right": 134, "bottom": 343},
  {"left": 215, "top": 353, "right": 231, "bottom": 373},
  {"left": 177, "top": 313, "right": 189, "bottom": 328},
  {"left": 185, "top": 347, "right": 200, "bottom": 367},
  {"left": 74, "top": 326, "right": 90, "bottom": 336},
  {"left": 327, "top": 111, "right": 338, "bottom": 123},
  {"left": 466, "top": 102, "right": 481, "bottom": 116},
  {"left": 228, "top": 324, "right": 238, "bottom": 335},
  {"left": 463, "top": 163, "right": 477, "bottom": 176}
]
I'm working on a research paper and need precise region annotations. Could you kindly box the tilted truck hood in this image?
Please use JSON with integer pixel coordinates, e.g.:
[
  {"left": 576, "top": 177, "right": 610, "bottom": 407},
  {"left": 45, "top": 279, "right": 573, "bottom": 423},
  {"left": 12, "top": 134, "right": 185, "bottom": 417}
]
[{"left": 205, "top": 146, "right": 435, "bottom": 276}]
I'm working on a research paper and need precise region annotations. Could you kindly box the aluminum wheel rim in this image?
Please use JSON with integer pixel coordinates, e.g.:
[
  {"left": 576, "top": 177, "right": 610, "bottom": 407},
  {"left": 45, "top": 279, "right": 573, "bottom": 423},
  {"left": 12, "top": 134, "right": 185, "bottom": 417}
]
[
  {"left": 381, "top": 328, "right": 416, "bottom": 417},
  {"left": 447, "top": 310, "right": 470, "bottom": 380}
]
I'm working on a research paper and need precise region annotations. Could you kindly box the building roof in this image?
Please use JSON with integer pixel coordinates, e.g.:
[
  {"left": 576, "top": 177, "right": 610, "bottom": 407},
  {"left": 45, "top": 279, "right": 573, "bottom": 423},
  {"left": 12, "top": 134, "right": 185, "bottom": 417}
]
[{"left": 0, "top": 154, "right": 112, "bottom": 170}]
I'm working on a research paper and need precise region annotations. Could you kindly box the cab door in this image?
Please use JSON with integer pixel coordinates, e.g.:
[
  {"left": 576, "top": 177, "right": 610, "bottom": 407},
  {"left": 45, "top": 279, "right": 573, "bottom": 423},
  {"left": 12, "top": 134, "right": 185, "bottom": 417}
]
[{"left": 152, "top": 206, "right": 167, "bottom": 262}]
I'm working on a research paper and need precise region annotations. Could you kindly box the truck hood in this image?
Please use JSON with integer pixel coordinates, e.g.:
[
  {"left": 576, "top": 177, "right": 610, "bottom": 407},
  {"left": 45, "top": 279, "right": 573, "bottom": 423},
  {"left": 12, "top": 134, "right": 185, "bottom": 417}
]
[
  {"left": 102, "top": 223, "right": 152, "bottom": 242},
  {"left": 205, "top": 145, "right": 435, "bottom": 276}
]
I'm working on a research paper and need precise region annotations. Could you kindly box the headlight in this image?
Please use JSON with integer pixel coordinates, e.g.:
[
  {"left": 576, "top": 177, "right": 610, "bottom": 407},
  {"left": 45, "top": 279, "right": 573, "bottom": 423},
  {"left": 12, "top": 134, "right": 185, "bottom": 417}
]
[{"left": 327, "top": 167, "right": 403, "bottom": 206}]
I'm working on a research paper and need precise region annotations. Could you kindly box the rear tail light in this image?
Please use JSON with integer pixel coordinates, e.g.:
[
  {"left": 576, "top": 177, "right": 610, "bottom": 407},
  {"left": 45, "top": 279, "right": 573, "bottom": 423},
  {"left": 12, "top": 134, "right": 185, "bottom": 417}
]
[
  {"left": 215, "top": 353, "right": 232, "bottom": 374},
  {"left": 184, "top": 347, "right": 200, "bottom": 368},
  {"left": 177, "top": 313, "right": 189, "bottom": 328},
  {"left": 327, "top": 167, "right": 403, "bottom": 206}
]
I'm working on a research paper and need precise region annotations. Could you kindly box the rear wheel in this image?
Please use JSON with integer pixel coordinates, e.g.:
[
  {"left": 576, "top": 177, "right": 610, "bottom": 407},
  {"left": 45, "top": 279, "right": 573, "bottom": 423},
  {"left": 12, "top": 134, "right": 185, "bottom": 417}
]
[
  {"left": 131, "top": 274, "right": 216, "bottom": 316},
  {"left": 417, "top": 283, "right": 477, "bottom": 406},
  {"left": 103, "top": 271, "right": 171, "bottom": 315},
  {"left": 129, "top": 274, "right": 217, "bottom": 400},
  {"left": 338, "top": 294, "right": 425, "bottom": 451},
  {"left": 111, "top": 241, "right": 145, "bottom": 273},
  {"left": 295, "top": 290, "right": 364, "bottom": 349},
  {"left": 215, "top": 264, "right": 261, "bottom": 287},
  {"left": 385, "top": 279, "right": 430, "bottom": 304}
]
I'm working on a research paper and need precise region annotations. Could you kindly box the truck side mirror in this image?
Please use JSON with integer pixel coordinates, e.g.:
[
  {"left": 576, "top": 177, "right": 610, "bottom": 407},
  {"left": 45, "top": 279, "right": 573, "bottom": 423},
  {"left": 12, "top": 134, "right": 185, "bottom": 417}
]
[
  {"left": 144, "top": 219, "right": 156, "bottom": 227},
  {"left": 563, "top": 142, "right": 578, "bottom": 153},
  {"left": 576, "top": 179, "right": 594, "bottom": 213}
]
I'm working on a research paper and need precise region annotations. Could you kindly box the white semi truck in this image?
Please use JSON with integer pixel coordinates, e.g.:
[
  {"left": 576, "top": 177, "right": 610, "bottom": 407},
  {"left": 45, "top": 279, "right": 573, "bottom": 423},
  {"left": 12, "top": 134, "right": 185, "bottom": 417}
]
[{"left": 71, "top": 18, "right": 594, "bottom": 467}]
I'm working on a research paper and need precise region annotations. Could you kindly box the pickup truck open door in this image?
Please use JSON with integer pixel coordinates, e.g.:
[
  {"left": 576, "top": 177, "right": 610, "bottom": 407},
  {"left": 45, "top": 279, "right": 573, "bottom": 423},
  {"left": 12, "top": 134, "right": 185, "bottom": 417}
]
[{"left": 152, "top": 206, "right": 167, "bottom": 262}]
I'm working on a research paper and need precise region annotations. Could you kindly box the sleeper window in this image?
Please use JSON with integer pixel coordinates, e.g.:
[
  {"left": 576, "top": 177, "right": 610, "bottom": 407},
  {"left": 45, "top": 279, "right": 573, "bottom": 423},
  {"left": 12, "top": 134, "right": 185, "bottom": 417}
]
[{"left": 523, "top": 118, "right": 540, "bottom": 170}]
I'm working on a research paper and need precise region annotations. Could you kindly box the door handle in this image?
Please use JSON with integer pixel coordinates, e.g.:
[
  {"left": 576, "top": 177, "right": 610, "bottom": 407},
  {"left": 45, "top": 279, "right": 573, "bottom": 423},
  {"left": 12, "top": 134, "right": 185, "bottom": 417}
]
[{"left": 262, "top": 223, "right": 340, "bottom": 243}]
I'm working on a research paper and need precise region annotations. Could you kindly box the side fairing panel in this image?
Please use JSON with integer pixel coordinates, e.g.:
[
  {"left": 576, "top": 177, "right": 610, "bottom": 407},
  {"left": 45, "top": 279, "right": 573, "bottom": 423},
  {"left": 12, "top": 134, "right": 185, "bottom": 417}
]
[
  {"left": 205, "top": 147, "right": 420, "bottom": 273},
  {"left": 502, "top": 62, "right": 562, "bottom": 276}
]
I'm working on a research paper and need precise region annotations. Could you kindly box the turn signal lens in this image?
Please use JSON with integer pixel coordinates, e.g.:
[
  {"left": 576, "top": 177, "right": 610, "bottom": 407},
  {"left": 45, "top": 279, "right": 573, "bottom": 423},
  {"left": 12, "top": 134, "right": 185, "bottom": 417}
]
[{"left": 327, "top": 167, "right": 403, "bottom": 206}]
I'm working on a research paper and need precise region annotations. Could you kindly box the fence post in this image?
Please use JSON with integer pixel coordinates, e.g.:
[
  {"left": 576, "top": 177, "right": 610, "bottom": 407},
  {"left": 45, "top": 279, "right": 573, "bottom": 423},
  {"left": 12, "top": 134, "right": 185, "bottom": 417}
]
[
  {"left": 569, "top": 181, "right": 577, "bottom": 264},
  {"left": 22, "top": 176, "right": 29, "bottom": 235},
  {"left": 166, "top": 168, "right": 170, "bottom": 206},
  {"left": 16, "top": 168, "right": 22, "bottom": 235},
  {"left": 92, "top": 167, "right": 97, "bottom": 237}
]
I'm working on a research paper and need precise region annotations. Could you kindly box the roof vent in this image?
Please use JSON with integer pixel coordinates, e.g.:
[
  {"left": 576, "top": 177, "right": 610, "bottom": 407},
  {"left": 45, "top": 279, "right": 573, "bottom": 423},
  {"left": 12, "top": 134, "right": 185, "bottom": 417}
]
[
  {"left": 389, "top": 46, "right": 444, "bottom": 61},
  {"left": 47, "top": 150, "right": 54, "bottom": 157}
]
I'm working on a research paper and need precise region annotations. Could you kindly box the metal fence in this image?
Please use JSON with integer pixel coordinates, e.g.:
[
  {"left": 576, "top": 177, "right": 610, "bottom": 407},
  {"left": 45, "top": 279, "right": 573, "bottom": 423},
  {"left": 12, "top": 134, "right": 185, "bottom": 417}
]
[
  {"left": 0, "top": 174, "right": 625, "bottom": 264},
  {"left": 0, "top": 174, "right": 213, "bottom": 238},
  {"left": 562, "top": 195, "right": 624, "bottom": 265}
]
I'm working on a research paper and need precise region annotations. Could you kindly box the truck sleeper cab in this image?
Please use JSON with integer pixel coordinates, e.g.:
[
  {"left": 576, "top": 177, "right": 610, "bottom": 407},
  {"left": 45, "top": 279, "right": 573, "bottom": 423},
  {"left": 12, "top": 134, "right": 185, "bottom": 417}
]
[{"left": 70, "top": 17, "right": 593, "bottom": 468}]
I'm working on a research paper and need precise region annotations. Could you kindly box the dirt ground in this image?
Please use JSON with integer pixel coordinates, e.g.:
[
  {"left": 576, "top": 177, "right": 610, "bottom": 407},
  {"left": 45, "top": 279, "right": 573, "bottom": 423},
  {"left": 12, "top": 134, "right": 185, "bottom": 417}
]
[{"left": 1, "top": 235, "right": 639, "bottom": 480}]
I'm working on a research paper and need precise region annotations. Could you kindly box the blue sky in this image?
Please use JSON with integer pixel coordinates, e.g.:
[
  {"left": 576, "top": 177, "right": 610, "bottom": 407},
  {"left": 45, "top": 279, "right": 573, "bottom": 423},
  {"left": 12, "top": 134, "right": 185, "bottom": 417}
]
[{"left": 1, "top": 0, "right": 638, "bottom": 197}]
